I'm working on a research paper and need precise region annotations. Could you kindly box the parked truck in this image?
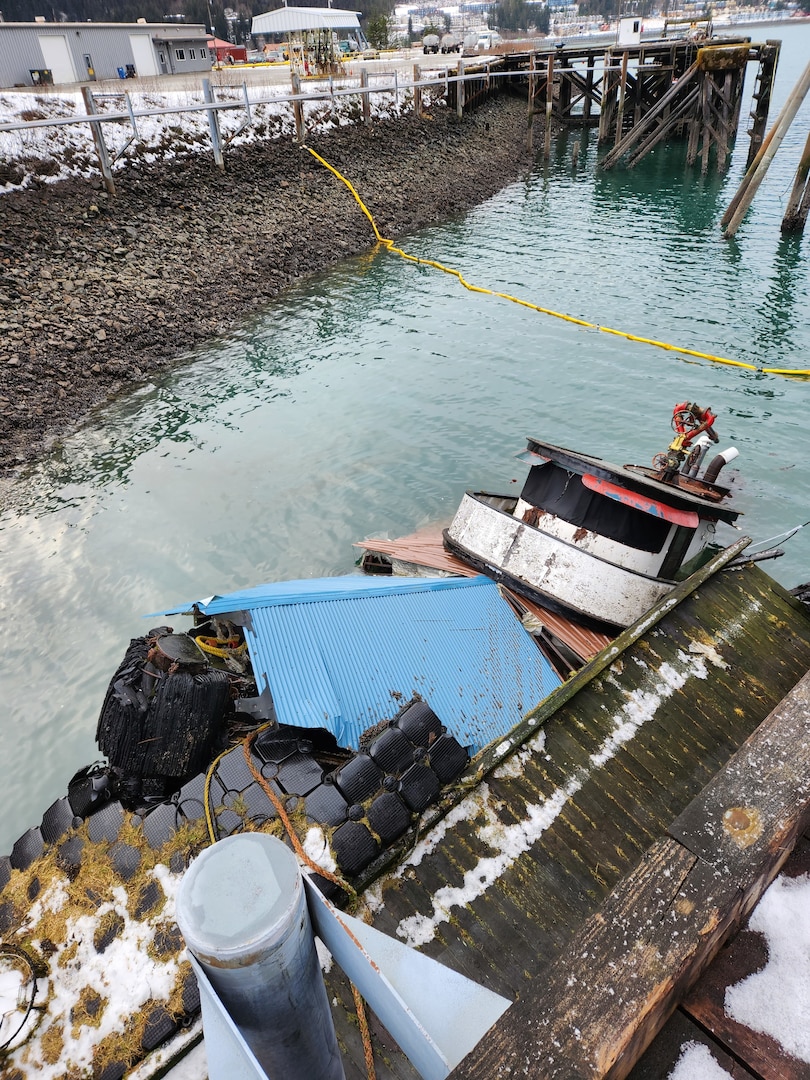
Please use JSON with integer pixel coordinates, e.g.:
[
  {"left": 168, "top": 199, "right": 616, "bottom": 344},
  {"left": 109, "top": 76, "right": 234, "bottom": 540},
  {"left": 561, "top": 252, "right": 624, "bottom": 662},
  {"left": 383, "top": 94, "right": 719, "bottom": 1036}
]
[
  {"left": 422, "top": 33, "right": 440, "bottom": 53},
  {"left": 440, "top": 32, "right": 463, "bottom": 52}
]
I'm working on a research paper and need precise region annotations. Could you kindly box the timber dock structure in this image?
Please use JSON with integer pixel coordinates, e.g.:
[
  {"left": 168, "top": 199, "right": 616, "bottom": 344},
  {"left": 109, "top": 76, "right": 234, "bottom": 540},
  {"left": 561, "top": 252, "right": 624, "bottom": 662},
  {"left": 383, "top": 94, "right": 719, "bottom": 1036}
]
[{"left": 453, "top": 35, "right": 781, "bottom": 173}]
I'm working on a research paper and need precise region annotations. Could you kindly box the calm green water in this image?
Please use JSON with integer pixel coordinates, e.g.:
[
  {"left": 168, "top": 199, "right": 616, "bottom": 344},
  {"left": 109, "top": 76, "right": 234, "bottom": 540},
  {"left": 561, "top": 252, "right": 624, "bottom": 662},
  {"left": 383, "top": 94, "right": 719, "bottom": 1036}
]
[{"left": 1, "top": 27, "right": 808, "bottom": 856}]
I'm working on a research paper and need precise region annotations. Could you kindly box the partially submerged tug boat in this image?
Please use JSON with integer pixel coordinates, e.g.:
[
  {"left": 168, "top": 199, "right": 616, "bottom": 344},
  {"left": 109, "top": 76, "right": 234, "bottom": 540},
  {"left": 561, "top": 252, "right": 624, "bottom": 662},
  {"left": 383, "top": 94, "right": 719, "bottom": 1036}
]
[
  {"left": 4, "top": 404, "right": 809, "bottom": 1080},
  {"left": 443, "top": 403, "right": 742, "bottom": 632}
]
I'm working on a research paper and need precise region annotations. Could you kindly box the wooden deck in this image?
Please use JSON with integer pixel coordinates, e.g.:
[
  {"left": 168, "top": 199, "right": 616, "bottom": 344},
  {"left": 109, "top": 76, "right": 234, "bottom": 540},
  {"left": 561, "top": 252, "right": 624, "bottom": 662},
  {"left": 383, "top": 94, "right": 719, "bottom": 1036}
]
[{"left": 324, "top": 549, "right": 810, "bottom": 1079}]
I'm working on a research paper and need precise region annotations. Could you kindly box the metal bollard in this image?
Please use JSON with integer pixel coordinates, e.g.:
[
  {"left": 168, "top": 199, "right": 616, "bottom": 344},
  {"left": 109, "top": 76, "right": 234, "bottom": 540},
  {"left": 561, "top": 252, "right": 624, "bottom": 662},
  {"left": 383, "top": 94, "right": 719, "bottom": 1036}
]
[{"left": 176, "top": 833, "right": 345, "bottom": 1080}]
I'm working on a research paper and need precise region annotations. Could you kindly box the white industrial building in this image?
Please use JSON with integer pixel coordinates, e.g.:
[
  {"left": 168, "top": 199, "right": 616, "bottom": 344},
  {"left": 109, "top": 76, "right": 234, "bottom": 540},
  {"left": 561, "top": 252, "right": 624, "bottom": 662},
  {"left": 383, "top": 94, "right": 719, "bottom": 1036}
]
[{"left": 0, "top": 21, "right": 212, "bottom": 88}]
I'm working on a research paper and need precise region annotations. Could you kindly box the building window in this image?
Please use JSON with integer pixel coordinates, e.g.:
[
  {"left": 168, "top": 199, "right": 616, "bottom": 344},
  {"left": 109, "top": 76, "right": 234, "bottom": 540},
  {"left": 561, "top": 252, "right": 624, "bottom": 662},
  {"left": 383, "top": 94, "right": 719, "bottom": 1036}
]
[
  {"left": 189, "top": 48, "right": 196, "bottom": 59},
  {"left": 200, "top": 48, "right": 207, "bottom": 58},
  {"left": 175, "top": 48, "right": 186, "bottom": 61}
]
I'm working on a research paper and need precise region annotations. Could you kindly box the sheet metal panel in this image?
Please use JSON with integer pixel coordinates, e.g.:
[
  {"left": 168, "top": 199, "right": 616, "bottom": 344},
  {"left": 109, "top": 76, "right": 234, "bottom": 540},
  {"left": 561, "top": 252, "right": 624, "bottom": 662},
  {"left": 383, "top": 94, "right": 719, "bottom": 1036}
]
[
  {"left": 242, "top": 577, "right": 560, "bottom": 754},
  {"left": 354, "top": 527, "right": 612, "bottom": 662},
  {"left": 150, "top": 573, "right": 479, "bottom": 618},
  {"left": 251, "top": 6, "right": 361, "bottom": 35}
]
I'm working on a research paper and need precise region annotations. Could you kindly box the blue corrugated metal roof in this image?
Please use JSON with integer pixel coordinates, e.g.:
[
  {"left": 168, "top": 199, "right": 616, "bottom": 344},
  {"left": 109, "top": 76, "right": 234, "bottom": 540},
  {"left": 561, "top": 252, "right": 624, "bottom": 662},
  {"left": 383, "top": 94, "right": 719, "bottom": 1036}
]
[
  {"left": 149, "top": 575, "right": 560, "bottom": 754},
  {"left": 148, "top": 573, "right": 476, "bottom": 617}
]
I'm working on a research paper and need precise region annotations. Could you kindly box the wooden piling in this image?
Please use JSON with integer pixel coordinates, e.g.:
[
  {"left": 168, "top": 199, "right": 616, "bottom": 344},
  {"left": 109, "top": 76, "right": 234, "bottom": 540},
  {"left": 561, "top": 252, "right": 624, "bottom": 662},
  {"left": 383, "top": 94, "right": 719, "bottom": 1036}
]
[
  {"left": 457, "top": 58, "right": 465, "bottom": 119},
  {"left": 746, "top": 41, "right": 781, "bottom": 168},
  {"left": 544, "top": 52, "right": 553, "bottom": 159},
  {"left": 722, "top": 59, "right": 810, "bottom": 238},
  {"left": 81, "top": 86, "right": 115, "bottom": 194},
  {"left": 782, "top": 129, "right": 810, "bottom": 233},
  {"left": 597, "top": 50, "right": 614, "bottom": 143},
  {"left": 614, "top": 51, "right": 629, "bottom": 146},
  {"left": 527, "top": 52, "right": 536, "bottom": 152},
  {"left": 584, "top": 53, "right": 595, "bottom": 122}
]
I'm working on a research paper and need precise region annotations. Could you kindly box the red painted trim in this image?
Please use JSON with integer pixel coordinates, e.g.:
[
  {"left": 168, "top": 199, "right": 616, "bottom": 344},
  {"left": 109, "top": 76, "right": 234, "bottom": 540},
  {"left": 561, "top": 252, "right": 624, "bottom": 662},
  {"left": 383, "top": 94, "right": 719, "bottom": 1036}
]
[{"left": 582, "top": 474, "right": 700, "bottom": 528}]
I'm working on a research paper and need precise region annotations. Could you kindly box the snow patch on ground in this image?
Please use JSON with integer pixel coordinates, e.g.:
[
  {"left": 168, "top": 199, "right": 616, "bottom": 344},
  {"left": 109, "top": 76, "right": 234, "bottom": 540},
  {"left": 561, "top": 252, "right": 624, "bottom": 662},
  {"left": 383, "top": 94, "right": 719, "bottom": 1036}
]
[
  {"left": 0, "top": 75, "right": 422, "bottom": 193},
  {"left": 724, "top": 872, "right": 810, "bottom": 1063},
  {"left": 668, "top": 1041, "right": 732, "bottom": 1079}
]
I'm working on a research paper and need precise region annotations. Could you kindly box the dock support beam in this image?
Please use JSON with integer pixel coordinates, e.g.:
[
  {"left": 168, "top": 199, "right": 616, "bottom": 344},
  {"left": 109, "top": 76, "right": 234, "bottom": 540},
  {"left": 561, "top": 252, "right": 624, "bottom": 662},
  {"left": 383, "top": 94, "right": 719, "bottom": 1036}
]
[
  {"left": 781, "top": 128, "right": 810, "bottom": 234},
  {"left": 722, "top": 58, "right": 810, "bottom": 237},
  {"left": 544, "top": 52, "right": 553, "bottom": 159}
]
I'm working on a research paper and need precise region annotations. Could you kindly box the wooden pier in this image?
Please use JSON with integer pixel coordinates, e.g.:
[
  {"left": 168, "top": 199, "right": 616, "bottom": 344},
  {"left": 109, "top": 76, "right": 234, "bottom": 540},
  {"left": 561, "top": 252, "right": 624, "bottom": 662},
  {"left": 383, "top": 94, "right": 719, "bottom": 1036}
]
[{"left": 455, "top": 36, "right": 781, "bottom": 173}]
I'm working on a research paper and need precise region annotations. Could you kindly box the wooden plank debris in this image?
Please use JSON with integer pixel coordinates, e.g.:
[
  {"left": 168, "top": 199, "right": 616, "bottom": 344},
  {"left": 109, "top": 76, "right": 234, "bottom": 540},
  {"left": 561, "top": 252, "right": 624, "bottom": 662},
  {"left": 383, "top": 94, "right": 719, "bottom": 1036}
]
[{"left": 676, "top": 834, "right": 810, "bottom": 1080}]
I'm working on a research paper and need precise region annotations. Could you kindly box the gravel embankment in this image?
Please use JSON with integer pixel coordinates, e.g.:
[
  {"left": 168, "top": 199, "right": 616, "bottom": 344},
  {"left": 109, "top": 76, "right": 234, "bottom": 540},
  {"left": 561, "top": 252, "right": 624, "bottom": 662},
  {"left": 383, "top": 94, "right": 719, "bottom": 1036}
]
[{"left": 0, "top": 95, "right": 533, "bottom": 480}]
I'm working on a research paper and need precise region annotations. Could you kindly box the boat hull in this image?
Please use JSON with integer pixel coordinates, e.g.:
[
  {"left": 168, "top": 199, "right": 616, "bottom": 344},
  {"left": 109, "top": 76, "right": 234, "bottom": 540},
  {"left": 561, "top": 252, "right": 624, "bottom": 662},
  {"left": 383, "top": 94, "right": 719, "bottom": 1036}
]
[{"left": 444, "top": 492, "right": 674, "bottom": 631}]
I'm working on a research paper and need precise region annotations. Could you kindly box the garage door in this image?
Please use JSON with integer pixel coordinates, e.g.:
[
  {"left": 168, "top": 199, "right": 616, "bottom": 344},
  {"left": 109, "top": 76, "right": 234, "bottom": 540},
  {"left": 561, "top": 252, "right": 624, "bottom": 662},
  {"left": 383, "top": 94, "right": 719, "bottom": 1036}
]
[
  {"left": 37, "top": 36, "right": 76, "bottom": 84},
  {"left": 129, "top": 34, "right": 158, "bottom": 77}
]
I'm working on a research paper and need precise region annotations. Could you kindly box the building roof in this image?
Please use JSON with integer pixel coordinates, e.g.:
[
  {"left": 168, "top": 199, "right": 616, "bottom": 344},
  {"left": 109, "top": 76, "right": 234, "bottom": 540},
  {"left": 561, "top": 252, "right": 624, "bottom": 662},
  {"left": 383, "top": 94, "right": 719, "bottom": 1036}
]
[
  {"left": 0, "top": 21, "right": 207, "bottom": 37},
  {"left": 251, "top": 5, "right": 362, "bottom": 35},
  {"left": 152, "top": 574, "right": 561, "bottom": 753}
]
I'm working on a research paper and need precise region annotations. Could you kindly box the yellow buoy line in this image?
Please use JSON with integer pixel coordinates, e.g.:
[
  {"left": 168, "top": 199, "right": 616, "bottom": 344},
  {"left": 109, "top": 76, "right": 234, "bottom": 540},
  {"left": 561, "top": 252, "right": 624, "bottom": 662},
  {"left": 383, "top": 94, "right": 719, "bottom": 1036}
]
[{"left": 303, "top": 145, "right": 810, "bottom": 380}]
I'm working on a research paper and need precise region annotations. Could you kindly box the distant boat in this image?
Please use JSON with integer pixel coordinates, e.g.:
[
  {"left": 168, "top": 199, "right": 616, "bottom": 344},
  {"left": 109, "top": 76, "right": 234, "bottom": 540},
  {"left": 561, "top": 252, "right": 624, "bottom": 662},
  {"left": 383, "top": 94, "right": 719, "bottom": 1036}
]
[{"left": 442, "top": 403, "right": 742, "bottom": 633}]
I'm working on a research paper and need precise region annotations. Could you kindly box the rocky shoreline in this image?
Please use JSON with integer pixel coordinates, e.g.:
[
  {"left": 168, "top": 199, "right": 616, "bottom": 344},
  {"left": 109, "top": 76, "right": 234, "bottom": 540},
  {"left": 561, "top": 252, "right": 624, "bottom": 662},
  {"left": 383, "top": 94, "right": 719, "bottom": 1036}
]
[{"left": 0, "top": 94, "right": 533, "bottom": 483}]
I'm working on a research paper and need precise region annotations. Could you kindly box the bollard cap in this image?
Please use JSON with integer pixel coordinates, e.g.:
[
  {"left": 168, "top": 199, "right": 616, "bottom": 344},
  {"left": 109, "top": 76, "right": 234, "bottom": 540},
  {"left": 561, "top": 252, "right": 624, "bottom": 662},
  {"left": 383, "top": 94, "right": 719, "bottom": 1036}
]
[{"left": 176, "top": 833, "right": 302, "bottom": 964}]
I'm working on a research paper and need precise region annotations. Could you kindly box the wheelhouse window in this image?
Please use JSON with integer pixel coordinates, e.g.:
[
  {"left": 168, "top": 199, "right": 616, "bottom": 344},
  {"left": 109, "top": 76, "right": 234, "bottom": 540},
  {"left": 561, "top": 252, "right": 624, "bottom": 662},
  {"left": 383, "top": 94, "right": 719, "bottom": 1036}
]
[
  {"left": 175, "top": 48, "right": 186, "bottom": 61},
  {"left": 200, "top": 47, "right": 207, "bottom": 58},
  {"left": 520, "top": 463, "right": 671, "bottom": 552},
  {"left": 189, "top": 48, "right": 196, "bottom": 59}
]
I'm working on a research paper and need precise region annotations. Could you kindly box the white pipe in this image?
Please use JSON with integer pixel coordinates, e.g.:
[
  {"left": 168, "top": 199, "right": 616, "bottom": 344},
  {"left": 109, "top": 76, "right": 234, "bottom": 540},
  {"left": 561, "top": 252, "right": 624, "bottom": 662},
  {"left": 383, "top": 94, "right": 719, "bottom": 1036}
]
[
  {"left": 703, "top": 446, "right": 739, "bottom": 484},
  {"left": 176, "top": 833, "right": 345, "bottom": 1080}
]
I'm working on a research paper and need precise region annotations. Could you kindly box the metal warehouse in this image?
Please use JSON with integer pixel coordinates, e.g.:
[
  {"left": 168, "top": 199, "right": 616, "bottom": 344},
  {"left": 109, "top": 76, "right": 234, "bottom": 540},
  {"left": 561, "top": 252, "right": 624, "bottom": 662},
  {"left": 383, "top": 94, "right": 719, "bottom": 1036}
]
[{"left": 0, "top": 21, "right": 212, "bottom": 88}]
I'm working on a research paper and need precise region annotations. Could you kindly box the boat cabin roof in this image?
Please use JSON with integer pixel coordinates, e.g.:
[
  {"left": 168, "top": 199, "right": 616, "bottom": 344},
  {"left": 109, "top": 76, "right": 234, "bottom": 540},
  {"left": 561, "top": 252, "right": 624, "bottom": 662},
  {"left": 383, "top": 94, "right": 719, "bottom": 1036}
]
[{"left": 521, "top": 438, "right": 741, "bottom": 525}]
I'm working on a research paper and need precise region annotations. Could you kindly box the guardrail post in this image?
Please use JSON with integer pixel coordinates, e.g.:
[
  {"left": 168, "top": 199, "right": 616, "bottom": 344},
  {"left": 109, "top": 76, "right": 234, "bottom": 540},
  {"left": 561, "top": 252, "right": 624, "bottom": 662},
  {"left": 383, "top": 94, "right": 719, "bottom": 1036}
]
[
  {"left": 457, "top": 58, "right": 465, "bottom": 118},
  {"left": 202, "top": 78, "right": 224, "bottom": 169},
  {"left": 413, "top": 63, "right": 423, "bottom": 118},
  {"left": 360, "top": 67, "right": 371, "bottom": 125},
  {"left": 290, "top": 71, "right": 304, "bottom": 142},
  {"left": 81, "top": 86, "right": 115, "bottom": 194}
]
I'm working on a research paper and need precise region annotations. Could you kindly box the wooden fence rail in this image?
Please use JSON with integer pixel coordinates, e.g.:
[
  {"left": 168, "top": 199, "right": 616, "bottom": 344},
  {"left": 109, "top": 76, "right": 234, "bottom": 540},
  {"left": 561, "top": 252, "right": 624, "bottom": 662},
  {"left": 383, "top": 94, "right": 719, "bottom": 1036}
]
[{"left": 0, "top": 65, "right": 514, "bottom": 183}]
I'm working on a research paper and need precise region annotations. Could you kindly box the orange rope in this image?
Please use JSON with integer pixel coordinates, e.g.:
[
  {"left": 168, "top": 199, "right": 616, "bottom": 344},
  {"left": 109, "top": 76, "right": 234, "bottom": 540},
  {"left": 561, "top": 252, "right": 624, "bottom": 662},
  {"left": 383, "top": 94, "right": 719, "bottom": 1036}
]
[
  {"left": 352, "top": 982, "right": 377, "bottom": 1080},
  {"left": 242, "top": 731, "right": 356, "bottom": 898}
]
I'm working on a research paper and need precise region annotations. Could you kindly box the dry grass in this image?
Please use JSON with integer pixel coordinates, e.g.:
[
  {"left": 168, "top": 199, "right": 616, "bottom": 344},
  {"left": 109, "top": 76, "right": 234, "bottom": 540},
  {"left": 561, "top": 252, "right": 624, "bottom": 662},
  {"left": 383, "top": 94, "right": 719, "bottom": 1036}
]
[
  {"left": 39, "top": 1022, "right": 64, "bottom": 1064},
  {"left": 70, "top": 986, "right": 107, "bottom": 1039}
]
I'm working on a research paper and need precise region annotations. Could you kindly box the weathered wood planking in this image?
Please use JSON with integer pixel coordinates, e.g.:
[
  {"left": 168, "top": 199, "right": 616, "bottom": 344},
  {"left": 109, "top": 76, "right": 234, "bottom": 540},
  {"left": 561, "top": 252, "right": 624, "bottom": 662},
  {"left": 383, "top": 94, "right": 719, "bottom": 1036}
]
[
  {"left": 674, "top": 835, "right": 810, "bottom": 1080},
  {"left": 630, "top": 832, "right": 810, "bottom": 1079},
  {"left": 330, "top": 561, "right": 810, "bottom": 1079},
  {"left": 449, "top": 668, "right": 810, "bottom": 1080}
]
